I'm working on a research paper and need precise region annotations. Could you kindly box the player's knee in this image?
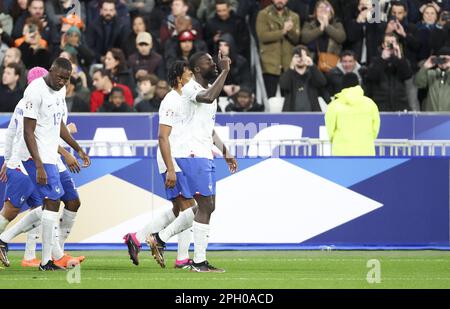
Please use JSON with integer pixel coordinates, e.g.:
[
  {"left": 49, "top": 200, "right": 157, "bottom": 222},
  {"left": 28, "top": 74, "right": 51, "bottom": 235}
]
[
  {"left": 0, "top": 202, "right": 20, "bottom": 221},
  {"left": 64, "top": 199, "right": 81, "bottom": 212}
]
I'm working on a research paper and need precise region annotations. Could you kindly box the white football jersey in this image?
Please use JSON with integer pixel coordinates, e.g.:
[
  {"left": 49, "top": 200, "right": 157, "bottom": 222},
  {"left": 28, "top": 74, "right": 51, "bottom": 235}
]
[
  {"left": 5, "top": 99, "right": 28, "bottom": 174},
  {"left": 20, "top": 77, "right": 67, "bottom": 165},
  {"left": 156, "top": 90, "right": 191, "bottom": 174},
  {"left": 179, "top": 79, "right": 217, "bottom": 160}
]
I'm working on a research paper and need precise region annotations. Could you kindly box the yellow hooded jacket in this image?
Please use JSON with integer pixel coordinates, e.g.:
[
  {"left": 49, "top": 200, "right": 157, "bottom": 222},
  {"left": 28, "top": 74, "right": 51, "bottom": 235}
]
[{"left": 325, "top": 86, "right": 380, "bottom": 156}]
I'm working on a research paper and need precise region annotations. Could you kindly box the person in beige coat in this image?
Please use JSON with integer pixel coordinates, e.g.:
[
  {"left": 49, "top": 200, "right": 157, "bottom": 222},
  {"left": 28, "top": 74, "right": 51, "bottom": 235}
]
[{"left": 256, "top": 0, "right": 300, "bottom": 98}]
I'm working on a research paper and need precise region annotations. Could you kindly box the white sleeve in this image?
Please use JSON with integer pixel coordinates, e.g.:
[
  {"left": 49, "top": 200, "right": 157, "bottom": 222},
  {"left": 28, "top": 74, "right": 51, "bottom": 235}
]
[
  {"left": 183, "top": 81, "right": 203, "bottom": 103},
  {"left": 159, "top": 99, "right": 175, "bottom": 127},
  {"left": 22, "top": 84, "right": 42, "bottom": 120},
  {"left": 3, "top": 114, "right": 17, "bottom": 162}
]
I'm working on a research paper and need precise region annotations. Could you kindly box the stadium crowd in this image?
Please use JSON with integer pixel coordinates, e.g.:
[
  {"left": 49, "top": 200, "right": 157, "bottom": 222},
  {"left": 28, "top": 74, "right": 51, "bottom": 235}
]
[{"left": 0, "top": 0, "right": 450, "bottom": 113}]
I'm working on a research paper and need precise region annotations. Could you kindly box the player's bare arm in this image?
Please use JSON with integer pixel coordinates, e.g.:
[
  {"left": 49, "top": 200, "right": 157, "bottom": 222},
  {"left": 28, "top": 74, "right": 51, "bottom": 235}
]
[
  {"left": 58, "top": 146, "right": 80, "bottom": 173},
  {"left": 60, "top": 121, "right": 91, "bottom": 168},
  {"left": 23, "top": 117, "right": 47, "bottom": 185},
  {"left": 195, "top": 51, "right": 231, "bottom": 104},
  {"left": 213, "top": 129, "right": 237, "bottom": 174},
  {"left": 159, "top": 124, "right": 176, "bottom": 188}
]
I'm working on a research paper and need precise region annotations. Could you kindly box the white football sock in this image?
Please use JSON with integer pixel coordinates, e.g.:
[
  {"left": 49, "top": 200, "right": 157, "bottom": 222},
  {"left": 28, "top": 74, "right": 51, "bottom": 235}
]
[
  {"left": 159, "top": 208, "right": 195, "bottom": 243},
  {"left": 41, "top": 210, "right": 58, "bottom": 265},
  {"left": 193, "top": 221, "right": 210, "bottom": 264},
  {"left": 59, "top": 208, "right": 77, "bottom": 251},
  {"left": 135, "top": 208, "right": 176, "bottom": 243},
  {"left": 51, "top": 225, "right": 64, "bottom": 261},
  {"left": 0, "top": 215, "right": 9, "bottom": 234},
  {"left": 0, "top": 207, "right": 43, "bottom": 243},
  {"left": 177, "top": 229, "right": 192, "bottom": 261},
  {"left": 24, "top": 226, "right": 41, "bottom": 260}
]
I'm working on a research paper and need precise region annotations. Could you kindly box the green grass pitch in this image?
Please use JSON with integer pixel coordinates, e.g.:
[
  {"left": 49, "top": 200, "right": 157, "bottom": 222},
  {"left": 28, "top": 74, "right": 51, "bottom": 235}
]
[{"left": 1, "top": 250, "right": 450, "bottom": 289}]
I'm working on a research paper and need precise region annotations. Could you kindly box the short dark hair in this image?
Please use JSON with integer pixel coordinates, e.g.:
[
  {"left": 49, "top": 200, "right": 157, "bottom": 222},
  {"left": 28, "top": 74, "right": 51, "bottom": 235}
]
[
  {"left": 5, "top": 63, "right": 22, "bottom": 77},
  {"left": 292, "top": 45, "right": 310, "bottom": 57},
  {"left": 167, "top": 60, "right": 188, "bottom": 88},
  {"left": 215, "top": 0, "right": 230, "bottom": 6},
  {"left": 110, "top": 87, "right": 124, "bottom": 96},
  {"left": 340, "top": 50, "right": 356, "bottom": 59},
  {"left": 101, "top": 0, "right": 116, "bottom": 8},
  {"left": 93, "top": 68, "right": 112, "bottom": 80},
  {"left": 189, "top": 52, "right": 208, "bottom": 71},
  {"left": 389, "top": 1, "right": 408, "bottom": 13},
  {"left": 52, "top": 57, "right": 72, "bottom": 72},
  {"left": 27, "top": 0, "right": 44, "bottom": 9},
  {"left": 341, "top": 73, "right": 360, "bottom": 89},
  {"left": 137, "top": 73, "right": 159, "bottom": 85}
]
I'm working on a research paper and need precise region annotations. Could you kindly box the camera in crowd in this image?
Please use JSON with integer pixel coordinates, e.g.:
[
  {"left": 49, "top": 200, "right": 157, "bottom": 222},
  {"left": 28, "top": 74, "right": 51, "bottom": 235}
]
[{"left": 432, "top": 56, "right": 448, "bottom": 65}]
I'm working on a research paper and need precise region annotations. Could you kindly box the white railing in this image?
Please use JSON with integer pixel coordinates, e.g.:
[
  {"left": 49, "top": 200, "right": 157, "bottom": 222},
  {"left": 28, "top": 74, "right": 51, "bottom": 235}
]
[{"left": 58, "top": 139, "right": 450, "bottom": 157}]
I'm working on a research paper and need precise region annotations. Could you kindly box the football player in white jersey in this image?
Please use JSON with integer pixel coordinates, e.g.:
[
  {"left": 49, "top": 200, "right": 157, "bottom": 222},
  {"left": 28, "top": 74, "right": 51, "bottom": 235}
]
[
  {"left": 147, "top": 52, "right": 238, "bottom": 272},
  {"left": 13, "top": 58, "right": 89, "bottom": 271},
  {"left": 0, "top": 67, "right": 83, "bottom": 268},
  {"left": 124, "top": 61, "right": 198, "bottom": 269}
]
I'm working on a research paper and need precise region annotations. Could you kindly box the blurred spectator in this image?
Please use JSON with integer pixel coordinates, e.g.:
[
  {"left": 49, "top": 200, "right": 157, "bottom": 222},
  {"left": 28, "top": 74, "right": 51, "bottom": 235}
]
[
  {"left": 15, "top": 17, "right": 51, "bottom": 69},
  {"left": 165, "top": 29, "right": 207, "bottom": 70},
  {"left": 416, "top": 3, "right": 439, "bottom": 62},
  {"left": 302, "top": 0, "right": 346, "bottom": 72},
  {"left": 204, "top": 0, "right": 248, "bottom": 56},
  {"left": 384, "top": 1, "right": 421, "bottom": 110},
  {"left": 383, "top": 1, "right": 420, "bottom": 70},
  {"left": 197, "top": 0, "right": 238, "bottom": 21},
  {"left": 279, "top": 45, "right": 327, "bottom": 111},
  {"left": 325, "top": 72, "right": 380, "bottom": 156},
  {"left": 57, "top": 25, "right": 95, "bottom": 73},
  {"left": 164, "top": 15, "right": 207, "bottom": 61},
  {"left": 430, "top": 10, "right": 450, "bottom": 54},
  {"left": 104, "top": 48, "right": 136, "bottom": 94},
  {"left": 0, "top": 3, "right": 13, "bottom": 35},
  {"left": 125, "top": 0, "right": 155, "bottom": 16},
  {"left": 256, "top": 0, "right": 300, "bottom": 98},
  {"left": 236, "top": 0, "right": 260, "bottom": 38},
  {"left": 45, "top": 0, "right": 80, "bottom": 29},
  {"left": 326, "top": 50, "right": 365, "bottom": 98},
  {"left": 86, "top": 0, "right": 130, "bottom": 62},
  {"left": 0, "top": 47, "right": 27, "bottom": 89},
  {"left": 148, "top": 0, "right": 172, "bottom": 38},
  {"left": 136, "top": 78, "right": 169, "bottom": 112},
  {"left": 8, "top": 0, "right": 28, "bottom": 24},
  {"left": 213, "top": 33, "right": 252, "bottom": 97},
  {"left": 98, "top": 87, "right": 135, "bottom": 112},
  {"left": 85, "top": 0, "right": 131, "bottom": 29},
  {"left": 12, "top": 0, "right": 57, "bottom": 51},
  {"left": 126, "top": 15, "right": 146, "bottom": 57},
  {"left": 90, "top": 68, "right": 134, "bottom": 112},
  {"left": 128, "top": 32, "right": 166, "bottom": 80},
  {"left": 365, "top": 33, "right": 412, "bottom": 111},
  {"left": 66, "top": 75, "right": 91, "bottom": 112},
  {"left": 0, "top": 62, "right": 23, "bottom": 112},
  {"left": 309, "top": 0, "right": 351, "bottom": 22},
  {"left": 415, "top": 47, "right": 450, "bottom": 111},
  {"left": 135, "top": 74, "right": 164, "bottom": 112},
  {"left": 345, "top": 0, "right": 384, "bottom": 65},
  {"left": 224, "top": 87, "right": 264, "bottom": 112},
  {"left": 160, "top": 0, "right": 203, "bottom": 47}
]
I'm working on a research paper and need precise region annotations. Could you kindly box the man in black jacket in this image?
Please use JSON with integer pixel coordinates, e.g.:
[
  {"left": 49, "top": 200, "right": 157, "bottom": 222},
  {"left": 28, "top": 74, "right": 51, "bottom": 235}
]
[
  {"left": 365, "top": 33, "right": 412, "bottom": 111},
  {"left": 0, "top": 63, "right": 23, "bottom": 112},
  {"left": 86, "top": 0, "right": 130, "bottom": 62},
  {"left": 279, "top": 45, "right": 327, "bottom": 112}
]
